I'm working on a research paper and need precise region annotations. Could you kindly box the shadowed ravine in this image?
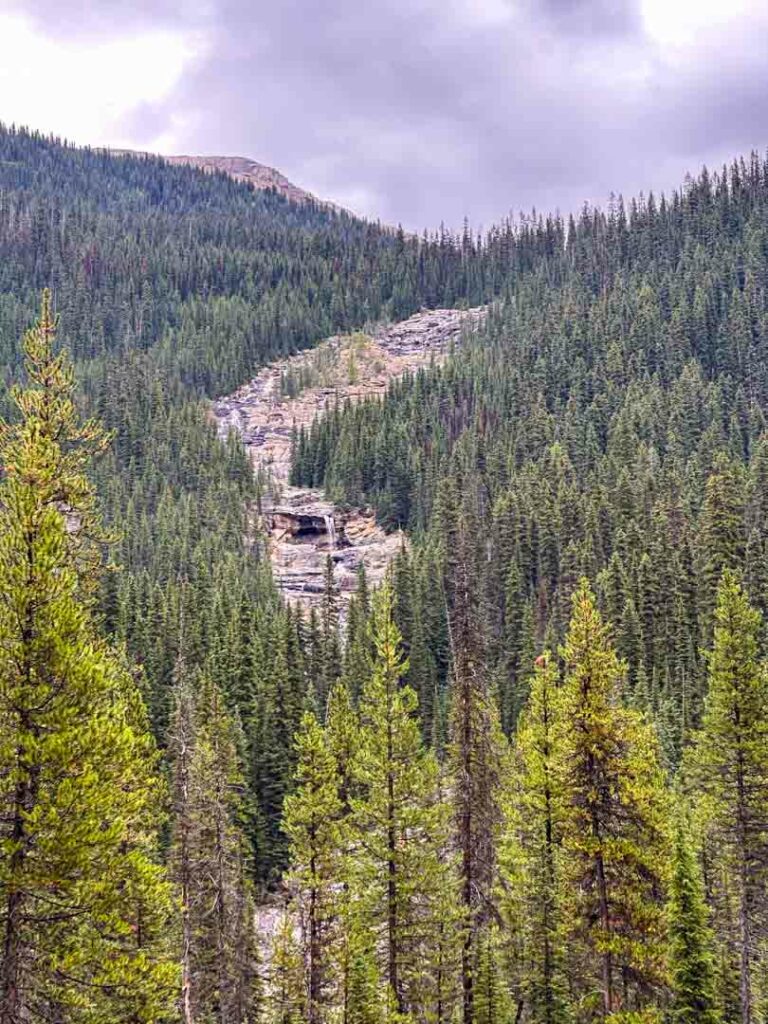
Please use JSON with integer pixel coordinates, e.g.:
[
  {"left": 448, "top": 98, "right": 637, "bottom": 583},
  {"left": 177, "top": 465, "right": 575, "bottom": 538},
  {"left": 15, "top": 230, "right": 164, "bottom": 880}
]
[{"left": 212, "top": 307, "right": 486, "bottom": 614}]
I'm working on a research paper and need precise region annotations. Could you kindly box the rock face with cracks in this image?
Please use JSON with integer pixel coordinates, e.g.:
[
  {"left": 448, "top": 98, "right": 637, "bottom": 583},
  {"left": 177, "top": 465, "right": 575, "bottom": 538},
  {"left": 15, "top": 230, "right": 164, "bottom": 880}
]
[{"left": 212, "top": 307, "right": 487, "bottom": 614}]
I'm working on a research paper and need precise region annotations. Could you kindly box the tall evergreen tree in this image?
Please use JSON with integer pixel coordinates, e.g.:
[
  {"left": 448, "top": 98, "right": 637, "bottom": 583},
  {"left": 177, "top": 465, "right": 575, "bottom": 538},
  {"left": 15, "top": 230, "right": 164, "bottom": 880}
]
[
  {"left": 668, "top": 818, "right": 721, "bottom": 1024},
  {"left": 473, "top": 925, "right": 514, "bottom": 1024},
  {"left": 168, "top": 670, "right": 197, "bottom": 1024},
  {"left": 169, "top": 672, "right": 259, "bottom": 1023},
  {"left": 350, "top": 579, "right": 454, "bottom": 1019},
  {"left": 0, "top": 297, "right": 177, "bottom": 1023},
  {"left": 444, "top": 491, "right": 504, "bottom": 1023},
  {"left": 506, "top": 652, "right": 570, "bottom": 1024},
  {"left": 688, "top": 571, "right": 768, "bottom": 1024},
  {"left": 282, "top": 710, "right": 343, "bottom": 1024},
  {"left": 698, "top": 459, "right": 746, "bottom": 644},
  {"left": 558, "top": 580, "right": 671, "bottom": 1019}
]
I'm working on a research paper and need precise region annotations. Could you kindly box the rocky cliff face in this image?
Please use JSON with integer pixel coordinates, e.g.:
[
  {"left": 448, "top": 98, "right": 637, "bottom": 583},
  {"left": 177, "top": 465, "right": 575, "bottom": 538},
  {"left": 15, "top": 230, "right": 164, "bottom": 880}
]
[{"left": 212, "top": 307, "right": 487, "bottom": 614}]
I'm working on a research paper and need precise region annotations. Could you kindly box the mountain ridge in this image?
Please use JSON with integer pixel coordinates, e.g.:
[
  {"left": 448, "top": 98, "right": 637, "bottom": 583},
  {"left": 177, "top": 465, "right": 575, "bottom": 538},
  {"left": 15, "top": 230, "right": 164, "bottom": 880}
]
[{"left": 109, "top": 148, "right": 344, "bottom": 211}]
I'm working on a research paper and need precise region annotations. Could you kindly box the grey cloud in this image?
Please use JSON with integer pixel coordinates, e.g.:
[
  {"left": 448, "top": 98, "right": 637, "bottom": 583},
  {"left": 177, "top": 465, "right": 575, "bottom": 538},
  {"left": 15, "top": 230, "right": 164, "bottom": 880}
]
[
  {"left": 10, "top": 0, "right": 768, "bottom": 230},
  {"left": 6, "top": 0, "right": 208, "bottom": 38},
  {"left": 535, "top": 0, "right": 642, "bottom": 37}
]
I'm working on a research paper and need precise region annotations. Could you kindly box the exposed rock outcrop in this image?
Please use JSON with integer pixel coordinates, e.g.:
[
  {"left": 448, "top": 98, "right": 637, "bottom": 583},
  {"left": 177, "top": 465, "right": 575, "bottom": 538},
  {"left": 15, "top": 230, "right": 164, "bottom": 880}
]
[
  {"left": 212, "top": 307, "right": 487, "bottom": 613},
  {"left": 109, "top": 149, "right": 339, "bottom": 210}
]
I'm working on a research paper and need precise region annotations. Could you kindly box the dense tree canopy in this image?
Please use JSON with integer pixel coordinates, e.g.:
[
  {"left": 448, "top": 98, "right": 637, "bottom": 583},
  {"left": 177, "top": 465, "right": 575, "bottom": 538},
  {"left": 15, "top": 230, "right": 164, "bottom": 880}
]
[
  {"left": 295, "top": 153, "right": 768, "bottom": 752},
  {"left": 3, "top": 128, "right": 768, "bottom": 1023}
]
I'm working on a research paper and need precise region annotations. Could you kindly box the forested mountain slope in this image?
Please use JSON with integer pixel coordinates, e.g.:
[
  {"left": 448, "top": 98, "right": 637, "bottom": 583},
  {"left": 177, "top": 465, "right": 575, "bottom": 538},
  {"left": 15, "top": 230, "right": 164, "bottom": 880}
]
[
  {"left": 0, "top": 124, "right": 509, "bottom": 881},
  {"left": 277, "top": 157, "right": 768, "bottom": 1023},
  {"left": 294, "top": 155, "right": 768, "bottom": 749},
  {"left": 4, "top": 123, "right": 768, "bottom": 1023},
  {"left": 109, "top": 150, "right": 331, "bottom": 209}
]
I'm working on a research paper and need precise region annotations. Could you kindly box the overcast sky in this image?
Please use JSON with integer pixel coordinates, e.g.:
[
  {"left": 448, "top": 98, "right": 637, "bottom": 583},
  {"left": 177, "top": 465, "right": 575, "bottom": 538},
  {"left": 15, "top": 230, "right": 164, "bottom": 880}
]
[{"left": 1, "top": 0, "right": 767, "bottom": 230}]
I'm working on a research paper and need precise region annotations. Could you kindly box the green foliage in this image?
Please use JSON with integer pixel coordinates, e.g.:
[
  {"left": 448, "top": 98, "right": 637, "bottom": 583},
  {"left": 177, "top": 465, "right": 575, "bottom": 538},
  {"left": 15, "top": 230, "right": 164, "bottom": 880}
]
[
  {"left": 267, "top": 914, "right": 306, "bottom": 1024},
  {"left": 293, "top": 156, "right": 768, "bottom": 740},
  {"left": 168, "top": 672, "right": 260, "bottom": 1022},
  {"left": 504, "top": 653, "right": 570, "bottom": 1024},
  {"left": 687, "top": 571, "right": 768, "bottom": 1023},
  {"left": 11, "top": 129, "right": 768, "bottom": 1024},
  {"left": 668, "top": 819, "right": 721, "bottom": 1024},
  {"left": 282, "top": 710, "right": 343, "bottom": 1022},
  {"left": 473, "top": 926, "right": 515, "bottom": 1024},
  {"left": 0, "top": 298, "right": 177, "bottom": 1022},
  {"left": 558, "top": 581, "right": 671, "bottom": 1019},
  {"left": 0, "top": 125, "right": 508, "bottom": 885},
  {"left": 351, "top": 580, "right": 456, "bottom": 1017}
]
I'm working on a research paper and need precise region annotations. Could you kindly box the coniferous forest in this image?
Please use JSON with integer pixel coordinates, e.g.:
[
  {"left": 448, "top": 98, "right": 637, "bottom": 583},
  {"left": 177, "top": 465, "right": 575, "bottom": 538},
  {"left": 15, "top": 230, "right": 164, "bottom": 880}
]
[{"left": 3, "top": 124, "right": 768, "bottom": 1022}]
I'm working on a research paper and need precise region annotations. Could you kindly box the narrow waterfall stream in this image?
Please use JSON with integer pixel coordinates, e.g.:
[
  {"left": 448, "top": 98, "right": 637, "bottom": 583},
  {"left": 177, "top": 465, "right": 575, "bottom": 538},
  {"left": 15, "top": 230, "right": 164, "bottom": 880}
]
[
  {"left": 324, "top": 514, "right": 337, "bottom": 552},
  {"left": 212, "top": 306, "right": 487, "bottom": 613}
]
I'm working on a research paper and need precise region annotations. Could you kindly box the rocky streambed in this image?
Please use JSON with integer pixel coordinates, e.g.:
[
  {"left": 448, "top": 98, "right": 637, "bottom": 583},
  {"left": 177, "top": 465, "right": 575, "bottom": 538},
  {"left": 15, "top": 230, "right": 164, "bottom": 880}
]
[{"left": 212, "top": 306, "right": 487, "bottom": 613}]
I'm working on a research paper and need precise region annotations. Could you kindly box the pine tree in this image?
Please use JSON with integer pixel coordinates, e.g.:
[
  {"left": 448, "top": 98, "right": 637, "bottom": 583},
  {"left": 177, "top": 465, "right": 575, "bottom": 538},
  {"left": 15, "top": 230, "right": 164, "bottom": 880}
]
[
  {"left": 249, "top": 610, "right": 305, "bottom": 884},
  {"left": 473, "top": 926, "right": 514, "bottom": 1024},
  {"left": 558, "top": 579, "right": 671, "bottom": 1019},
  {"left": 0, "top": 296, "right": 178, "bottom": 1022},
  {"left": 499, "top": 559, "right": 530, "bottom": 733},
  {"left": 688, "top": 571, "right": 768, "bottom": 1024},
  {"left": 168, "top": 670, "right": 197, "bottom": 1024},
  {"left": 170, "top": 672, "right": 259, "bottom": 1023},
  {"left": 506, "top": 652, "right": 570, "bottom": 1024},
  {"left": 444, "top": 493, "right": 504, "bottom": 1024},
  {"left": 668, "top": 818, "right": 721, "bottom": 1024},
  {"left": 268, "top": 913, "right": 306, "bottom": 1024},
  {"left": 350, "top": 579, "right": 454, "bottom": 1019},
  {"left": 282, "top": 710, "right": 343, "bottom": 1024},
  {"left": 698, "top": 458, "right": 746, "bottom": 641}
]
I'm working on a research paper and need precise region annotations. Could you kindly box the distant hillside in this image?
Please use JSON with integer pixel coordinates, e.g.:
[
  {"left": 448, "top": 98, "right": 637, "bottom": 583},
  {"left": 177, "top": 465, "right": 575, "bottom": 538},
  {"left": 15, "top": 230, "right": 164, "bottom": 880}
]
[{"left": 110, "top": 149, "right": 339, "bottom": 210}]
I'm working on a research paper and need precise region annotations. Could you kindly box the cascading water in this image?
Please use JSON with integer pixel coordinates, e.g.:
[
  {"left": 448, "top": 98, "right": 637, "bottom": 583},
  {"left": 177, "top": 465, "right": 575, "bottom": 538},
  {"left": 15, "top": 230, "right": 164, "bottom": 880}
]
[
  {"left": 212, "top": 307, "right": 486, "bottom": 612},
  {"left": 324, "top": 513, "right": 337, "bottom": 551}
]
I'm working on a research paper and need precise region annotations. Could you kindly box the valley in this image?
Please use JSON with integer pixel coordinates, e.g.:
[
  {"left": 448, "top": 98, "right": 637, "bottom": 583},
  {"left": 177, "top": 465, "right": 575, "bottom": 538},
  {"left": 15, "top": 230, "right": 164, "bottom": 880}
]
[{"left": 5, "top": 126, "right": 768, "bottom": 1024}]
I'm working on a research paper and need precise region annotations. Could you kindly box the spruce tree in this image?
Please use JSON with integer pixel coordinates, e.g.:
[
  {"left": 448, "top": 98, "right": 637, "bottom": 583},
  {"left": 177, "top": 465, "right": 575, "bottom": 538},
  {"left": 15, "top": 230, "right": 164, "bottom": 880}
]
[
  {"left": 698, "top": 458, "right": 746, "bottom": 642},
  {"left": 668, "top": 818, "right": 720, "bottom": 1024},
  {"left": 688, "top": 571, "right": 768, "bottom": 1024},
  {"left": 350, "top": 579, "right": 454, "bottom": 1018},
  {"left": 282, "top": 710, "right": 343, "bottom": 1024},
  {"left": 506, "top": 652, "right": 569, "bottom": 1024},
  {"left": 0, "top": 296, "right": 177, "bottom": 1022},
  {"left": 444, "top": 493, "right": 504, "bottom": 1024},
  {"left": 558, "top": 579, "right": 671, "bottom": 1019},
  {"left": 168, "top": 671, "right": 197, "bottom": 1024},
  {"left": 170, "top": 672, "right": 259, "bottom": 1023},
  {"left": 473, "top": 926, "right": 514, "bottom": 1024}
]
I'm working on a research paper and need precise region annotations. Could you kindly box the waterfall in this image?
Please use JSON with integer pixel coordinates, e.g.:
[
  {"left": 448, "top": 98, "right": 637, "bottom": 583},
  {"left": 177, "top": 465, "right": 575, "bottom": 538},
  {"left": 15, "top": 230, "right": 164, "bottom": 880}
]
[{"left": 324, "top": 513, "right": 337, "bottom": 551}]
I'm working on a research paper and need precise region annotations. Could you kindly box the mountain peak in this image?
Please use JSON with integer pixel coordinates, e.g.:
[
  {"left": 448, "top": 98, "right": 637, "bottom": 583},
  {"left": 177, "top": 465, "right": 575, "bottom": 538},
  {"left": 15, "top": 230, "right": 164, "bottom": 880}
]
[
  {"left": 110, "top": 149, "right": 335, "bottom": 209},
  {"left": 162, "top": 154, "right": 324, "bottom": 206}
]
